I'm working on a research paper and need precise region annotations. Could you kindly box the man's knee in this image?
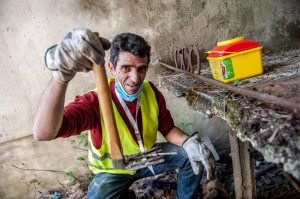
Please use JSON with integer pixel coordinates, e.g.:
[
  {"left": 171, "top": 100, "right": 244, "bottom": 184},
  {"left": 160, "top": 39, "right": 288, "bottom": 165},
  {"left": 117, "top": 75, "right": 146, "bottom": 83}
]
[{"left": 87, "top": 173, "right": 131, "bottom": 199}]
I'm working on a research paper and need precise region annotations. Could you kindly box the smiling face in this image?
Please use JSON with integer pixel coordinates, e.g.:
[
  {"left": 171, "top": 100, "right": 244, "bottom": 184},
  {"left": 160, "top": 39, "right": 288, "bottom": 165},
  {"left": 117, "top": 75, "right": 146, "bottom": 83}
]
[{"left": 108, "top": 51, "right": 148, "bottom": 95}]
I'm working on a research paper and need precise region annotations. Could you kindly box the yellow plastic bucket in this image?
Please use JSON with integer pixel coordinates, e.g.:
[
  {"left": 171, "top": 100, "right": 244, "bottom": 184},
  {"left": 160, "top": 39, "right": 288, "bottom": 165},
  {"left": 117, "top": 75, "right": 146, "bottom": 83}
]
[{"left": 207, "top": 37, "right": 263, "bottom": 83}]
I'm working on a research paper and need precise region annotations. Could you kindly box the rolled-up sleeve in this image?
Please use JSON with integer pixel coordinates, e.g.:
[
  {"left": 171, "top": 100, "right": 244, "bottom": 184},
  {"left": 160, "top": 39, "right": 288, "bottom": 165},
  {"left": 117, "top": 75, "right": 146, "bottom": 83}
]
[{"left": 56, "top": 91, "right": 100, "bottom": 138}]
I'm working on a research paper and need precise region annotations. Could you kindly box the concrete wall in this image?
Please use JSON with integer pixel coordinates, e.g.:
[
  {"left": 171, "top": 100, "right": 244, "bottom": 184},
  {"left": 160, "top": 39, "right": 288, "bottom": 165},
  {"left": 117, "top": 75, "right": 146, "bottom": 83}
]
[
  {"left": 1, "top": 0, "right": 299, "bottom": 198},
  {"left": 145, "top": 0, "right": 300, "bottom": 62}
]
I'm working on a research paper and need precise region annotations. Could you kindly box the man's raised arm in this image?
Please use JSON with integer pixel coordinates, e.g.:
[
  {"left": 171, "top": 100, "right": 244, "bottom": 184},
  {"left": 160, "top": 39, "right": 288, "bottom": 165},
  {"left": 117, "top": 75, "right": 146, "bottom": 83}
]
[{"left": 32, "top": 28, "right": 110, "bottom": 141}]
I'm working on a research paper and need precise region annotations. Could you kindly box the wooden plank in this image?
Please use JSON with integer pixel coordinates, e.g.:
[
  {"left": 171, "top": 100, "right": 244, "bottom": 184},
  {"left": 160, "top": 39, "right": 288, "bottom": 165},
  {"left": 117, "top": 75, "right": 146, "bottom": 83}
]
[{"left": 229, "top": 129, "right": 256, "bottom": 199}]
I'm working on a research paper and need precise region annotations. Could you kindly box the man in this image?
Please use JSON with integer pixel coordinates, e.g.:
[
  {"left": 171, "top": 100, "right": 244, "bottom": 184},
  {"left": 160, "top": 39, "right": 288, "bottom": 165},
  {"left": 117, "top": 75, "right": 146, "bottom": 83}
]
[{"left": 33, "top": 28, "right": 216, "bottom": 199}]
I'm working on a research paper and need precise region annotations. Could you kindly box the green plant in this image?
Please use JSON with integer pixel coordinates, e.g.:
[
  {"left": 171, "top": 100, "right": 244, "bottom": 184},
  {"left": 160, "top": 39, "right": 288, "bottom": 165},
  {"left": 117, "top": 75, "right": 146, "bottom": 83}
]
[
  {"left": 70, "top": 132, "right": 88, "bottom": 150},
  {"left": 282, "top": 178, "right": 291, "bottom": 190},
  {"left": 26, "top": 178, "right": 41, "bottom": 199},
  {"left": 79, "top": 174, "right": 94, "bottom": 191},
  {"left": 77, "top": 155, "right": 89, "bottom": 167},
  {"left": 233, "top": 80, "right": 243, "bottom": 86},
  {"left": 77, "top": 156, "right": 85, "bottom": 161},
  {"left": 65, "top": 171, "right": 77, "bottom": 185},
  {"left": 76, "top": 132, "right": 88, "bottom": 146}
]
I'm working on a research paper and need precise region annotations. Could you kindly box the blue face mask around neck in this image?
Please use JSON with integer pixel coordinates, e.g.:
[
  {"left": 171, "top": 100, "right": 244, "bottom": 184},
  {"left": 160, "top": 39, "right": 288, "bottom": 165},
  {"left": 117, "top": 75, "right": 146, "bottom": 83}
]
[{"left": 115, "top": 81, "right": 143, "bottom": 102}]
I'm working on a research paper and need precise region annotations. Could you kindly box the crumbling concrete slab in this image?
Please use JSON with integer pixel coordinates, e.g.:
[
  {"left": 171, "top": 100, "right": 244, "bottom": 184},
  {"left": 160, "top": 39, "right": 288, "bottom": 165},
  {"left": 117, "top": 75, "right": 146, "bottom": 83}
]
[{"left": 159, "top": 48, "right": 300, "bottom": 181}]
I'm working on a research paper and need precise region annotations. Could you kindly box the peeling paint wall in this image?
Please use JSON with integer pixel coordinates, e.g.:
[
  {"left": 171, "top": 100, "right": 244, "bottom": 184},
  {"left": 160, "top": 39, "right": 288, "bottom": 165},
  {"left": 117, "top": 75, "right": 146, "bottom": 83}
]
[{"left": 1, "top": 0, "right": 300, "bottom": 198}]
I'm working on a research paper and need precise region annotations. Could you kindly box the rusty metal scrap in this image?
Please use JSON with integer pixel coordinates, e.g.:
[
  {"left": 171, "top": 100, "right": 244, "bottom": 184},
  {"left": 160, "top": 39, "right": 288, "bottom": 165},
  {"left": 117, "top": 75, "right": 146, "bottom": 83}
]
[
  {"left": 174, "top": 45, "right": 201, "bottom": 75},
  {"left": 159, "top": 59, "right": 300, "bottom": 115}
]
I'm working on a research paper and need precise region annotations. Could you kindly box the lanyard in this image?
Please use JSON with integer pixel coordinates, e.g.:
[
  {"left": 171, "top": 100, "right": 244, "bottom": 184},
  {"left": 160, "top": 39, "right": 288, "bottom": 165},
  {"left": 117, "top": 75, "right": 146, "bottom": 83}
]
[{"left": 115, "top": 90, "right": 145, "bottom": 153}]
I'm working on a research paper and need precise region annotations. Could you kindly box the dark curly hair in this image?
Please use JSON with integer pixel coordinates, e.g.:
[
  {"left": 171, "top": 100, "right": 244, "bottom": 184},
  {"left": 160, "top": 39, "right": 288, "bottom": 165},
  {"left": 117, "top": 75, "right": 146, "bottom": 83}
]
[{"left": 109, "top": 33, "right": 151, "bottom": 68}]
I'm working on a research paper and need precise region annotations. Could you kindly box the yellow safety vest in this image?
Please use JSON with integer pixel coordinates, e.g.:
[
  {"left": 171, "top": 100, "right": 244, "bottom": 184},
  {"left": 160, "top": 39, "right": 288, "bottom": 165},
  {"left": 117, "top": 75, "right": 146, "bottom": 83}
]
[{"left": 88, "top": 78, "right": 159, "bottom": 175}]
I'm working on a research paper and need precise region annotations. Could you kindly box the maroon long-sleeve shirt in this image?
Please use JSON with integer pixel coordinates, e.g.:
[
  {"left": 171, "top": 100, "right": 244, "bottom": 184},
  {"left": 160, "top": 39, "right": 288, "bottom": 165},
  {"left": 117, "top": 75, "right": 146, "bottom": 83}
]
[{"left": 57, "top": 80, "right": 174, "bottom": 149}]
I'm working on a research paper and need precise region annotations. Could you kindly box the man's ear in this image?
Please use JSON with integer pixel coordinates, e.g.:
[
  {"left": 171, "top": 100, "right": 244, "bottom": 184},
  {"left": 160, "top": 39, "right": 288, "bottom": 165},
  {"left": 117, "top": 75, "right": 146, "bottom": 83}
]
[{"left": 108, "top": 62, "right": 115, "bottom": 74}]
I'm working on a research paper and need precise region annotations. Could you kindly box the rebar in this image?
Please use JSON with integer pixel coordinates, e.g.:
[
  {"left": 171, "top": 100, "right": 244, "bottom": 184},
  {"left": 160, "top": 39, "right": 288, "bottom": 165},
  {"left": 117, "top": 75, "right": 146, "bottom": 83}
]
[{"left": 159, "top": 61, "right": 300, "bottom": 115}]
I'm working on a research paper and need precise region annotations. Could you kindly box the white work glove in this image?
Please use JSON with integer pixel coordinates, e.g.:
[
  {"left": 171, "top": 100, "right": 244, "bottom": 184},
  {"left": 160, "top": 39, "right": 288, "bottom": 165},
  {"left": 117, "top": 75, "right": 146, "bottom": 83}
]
[
  {"left": 45, "top": 28, "right": 111, "bottom": 83},
  {"left": 182, "top": 132, "right": 216, "bottom": 180}
]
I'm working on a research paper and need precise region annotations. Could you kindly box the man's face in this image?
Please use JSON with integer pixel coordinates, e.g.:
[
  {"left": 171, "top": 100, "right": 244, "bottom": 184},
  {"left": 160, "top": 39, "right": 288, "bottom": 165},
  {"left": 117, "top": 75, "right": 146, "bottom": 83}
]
[{"left": 108, "top": 51, "right": 148, "bottom": 95}]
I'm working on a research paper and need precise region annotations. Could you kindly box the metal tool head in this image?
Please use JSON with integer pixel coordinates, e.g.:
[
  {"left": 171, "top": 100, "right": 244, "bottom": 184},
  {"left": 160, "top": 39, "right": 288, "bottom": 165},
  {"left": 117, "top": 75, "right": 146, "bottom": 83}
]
[
  {"left": 124, "top": 145, "right": 177, "bottom": 171},
  {"left": 125, "top": 156, "right": 165, "bottom": 171}
]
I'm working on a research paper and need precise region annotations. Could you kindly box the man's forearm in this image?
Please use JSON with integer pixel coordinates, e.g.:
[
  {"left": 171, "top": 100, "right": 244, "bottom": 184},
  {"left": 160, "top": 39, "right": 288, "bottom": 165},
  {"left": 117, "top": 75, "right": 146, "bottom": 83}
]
[
  {"left": 165, "top": 127, "right": 189, "bottom": 146},
  {"left": 33, "top": 78, "right": 67, "bottom": 140}
]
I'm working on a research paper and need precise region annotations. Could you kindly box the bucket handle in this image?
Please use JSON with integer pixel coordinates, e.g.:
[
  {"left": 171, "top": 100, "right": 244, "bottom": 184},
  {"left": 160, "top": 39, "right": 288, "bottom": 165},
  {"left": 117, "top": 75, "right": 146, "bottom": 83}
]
[{"left": 206, "top": 50, "right": 236, "bottom": 54}]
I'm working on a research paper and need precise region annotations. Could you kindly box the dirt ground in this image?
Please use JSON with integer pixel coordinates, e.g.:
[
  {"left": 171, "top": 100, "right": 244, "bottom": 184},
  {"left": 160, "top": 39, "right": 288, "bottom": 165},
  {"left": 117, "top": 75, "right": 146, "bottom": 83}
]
[{"left": 39, "top": 156, "right": 300, "bottom": 199}]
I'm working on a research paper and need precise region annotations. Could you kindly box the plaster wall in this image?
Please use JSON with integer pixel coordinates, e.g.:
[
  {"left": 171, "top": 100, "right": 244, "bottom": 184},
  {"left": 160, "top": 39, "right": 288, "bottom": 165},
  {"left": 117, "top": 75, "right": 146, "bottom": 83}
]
[
  {"left": 145, "top": 0, "right": 300, "bottom": 62},
  {"left": 1, "top": 0, "right": 300, "bottom": 198}
]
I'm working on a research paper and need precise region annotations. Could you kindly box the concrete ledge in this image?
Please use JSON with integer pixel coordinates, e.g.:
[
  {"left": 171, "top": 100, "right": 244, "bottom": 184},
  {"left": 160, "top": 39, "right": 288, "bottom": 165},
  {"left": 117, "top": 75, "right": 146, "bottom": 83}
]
[{"left": 159, "top": 48, "right": 300, "bottom": 179}]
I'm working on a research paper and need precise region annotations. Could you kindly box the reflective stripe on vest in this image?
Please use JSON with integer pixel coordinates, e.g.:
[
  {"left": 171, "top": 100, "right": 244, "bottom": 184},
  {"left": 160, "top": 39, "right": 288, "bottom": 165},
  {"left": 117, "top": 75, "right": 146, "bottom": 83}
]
[{"left": 88, "top": 78, "right": 159, "bottom": 174}]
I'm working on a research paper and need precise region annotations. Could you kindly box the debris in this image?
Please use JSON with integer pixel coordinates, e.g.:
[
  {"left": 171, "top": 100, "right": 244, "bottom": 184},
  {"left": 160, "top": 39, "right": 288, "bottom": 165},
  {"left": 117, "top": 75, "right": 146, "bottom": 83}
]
[{"left": 49, "top": 192, "right": 60, "bottom": 199}]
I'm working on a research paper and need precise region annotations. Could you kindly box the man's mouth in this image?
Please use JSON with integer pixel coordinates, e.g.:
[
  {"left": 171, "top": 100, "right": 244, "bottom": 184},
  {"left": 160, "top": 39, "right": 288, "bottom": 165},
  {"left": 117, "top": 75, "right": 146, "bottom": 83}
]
[{"left": 125, "top": 84, "right": 140, "bottom": 94}]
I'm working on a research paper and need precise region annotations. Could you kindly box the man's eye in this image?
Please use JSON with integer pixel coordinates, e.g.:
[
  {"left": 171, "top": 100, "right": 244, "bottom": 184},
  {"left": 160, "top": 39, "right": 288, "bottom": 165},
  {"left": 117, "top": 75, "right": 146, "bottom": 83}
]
[
  {"left": 138, "top": 66, "right": 148, "bottom": 73},
  {"left": 121, "top": 65, "right": 130, "bottom": 71}
]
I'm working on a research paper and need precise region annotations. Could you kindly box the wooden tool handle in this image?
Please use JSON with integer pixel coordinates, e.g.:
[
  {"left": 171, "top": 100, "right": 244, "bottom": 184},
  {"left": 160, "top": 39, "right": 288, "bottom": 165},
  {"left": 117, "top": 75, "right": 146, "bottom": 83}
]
[
  {"left": 92, "top": 64, "right": 124, "bottom": 161},
  {"left": 92, "top": 32, "right": 123, "bottom": 165}
]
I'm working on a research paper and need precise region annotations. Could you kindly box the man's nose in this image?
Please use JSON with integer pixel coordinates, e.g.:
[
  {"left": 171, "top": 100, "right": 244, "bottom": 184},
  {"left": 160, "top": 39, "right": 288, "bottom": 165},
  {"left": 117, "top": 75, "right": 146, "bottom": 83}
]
[{"left": 129, "top": 69, "right": 139, "bottom": 84}]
